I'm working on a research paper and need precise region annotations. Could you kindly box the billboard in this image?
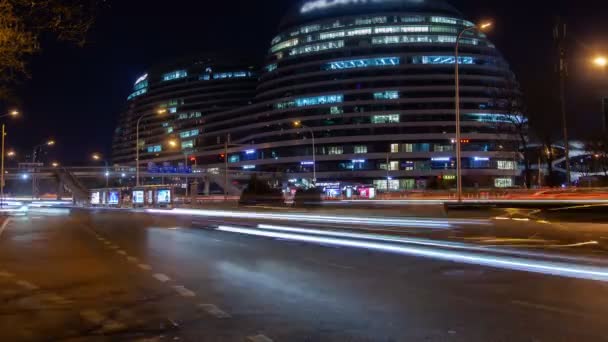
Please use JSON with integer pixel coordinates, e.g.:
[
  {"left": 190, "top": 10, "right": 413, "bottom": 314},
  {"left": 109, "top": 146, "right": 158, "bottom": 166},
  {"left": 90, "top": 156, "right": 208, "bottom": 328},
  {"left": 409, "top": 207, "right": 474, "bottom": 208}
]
[
  {"left": 133, "top": 190, "right": 144, "bottom": 204},
  {"left": 156, "top": 189, "right": 171, "bottom": 204},
  {"left": 91, "top": 192, "right": 100, "bottom": 205},
  {"left": 108, "top": 191, "right": 120, "bottom": 205}
]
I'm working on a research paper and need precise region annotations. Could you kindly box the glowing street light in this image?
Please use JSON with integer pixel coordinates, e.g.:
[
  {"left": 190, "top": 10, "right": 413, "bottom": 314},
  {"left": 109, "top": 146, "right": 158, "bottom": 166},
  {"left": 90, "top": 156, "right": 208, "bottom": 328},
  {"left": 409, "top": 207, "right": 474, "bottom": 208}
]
[
  {"left": 593, "top": 56, "right": 608, "bottom": 68},
  {"left": 47, "top": 140, "right": 55, "bottom": 146},
  {"left": 6, "top": 151, "right": 15, "bottom": 157},
  {"left": 168, "top": 139, "right": 178, "bottom": 148},
  {"left": 51, "top": 162, "right": 59, "bottom": 168}
]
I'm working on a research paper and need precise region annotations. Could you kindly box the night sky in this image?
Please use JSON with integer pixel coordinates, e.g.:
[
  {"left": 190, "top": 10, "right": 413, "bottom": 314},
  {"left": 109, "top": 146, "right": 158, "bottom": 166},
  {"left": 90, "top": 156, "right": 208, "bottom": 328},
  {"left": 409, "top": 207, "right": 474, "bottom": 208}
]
[{"left": 9, "top": 0, "right": 608, "bottom": 165}]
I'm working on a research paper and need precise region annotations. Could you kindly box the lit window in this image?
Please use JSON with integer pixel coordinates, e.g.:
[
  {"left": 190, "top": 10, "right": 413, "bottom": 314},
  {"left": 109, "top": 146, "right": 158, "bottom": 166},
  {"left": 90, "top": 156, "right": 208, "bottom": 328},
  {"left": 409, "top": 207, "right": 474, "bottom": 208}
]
[
  {"left": 212, "top": 71, "right": 253, "bottom": 79},
  {"left": 346, "top": 27, "right": 372, "bottom": 36},
  {"left": 372, "top": 114, "right": 400, "bottom": 124},
  {"left": 147, "top": 145, "right": 162, "bottom": 153},
  {"left": 374, "top": 91, "right": 399, "bottom": 100},
  {"left": 497, "top": 160, "right": 516, "bottom": 170},
  {"left": 127, "top": 88, "right": 147, "bottom": 100},
  {"left": 295, "top": 94, "right": 343, "bottom": 107},
  {"left": 271, "top": 38, "right": 299, "bottom": 53},
  {"left": 431, "top": 17, "right": 458, "bottom": 25},
  {"left": 179, "top": 129, "right": 199, "bottom": 139},
  {"left": 404, "top": 144, "right": 414, "bottom": 153},
  {"left": 181, "top": 140, "right": 194, "bottom": 150},
  {"left": 265, "top": 64, "right": 278, "bottom": 72},
  {"left": 327, "top": 146, "right": 343, "bottom": 155},
  {"left": 167, "top": 127, "right": 173, "bottom": 134},
  {"left": 354, "top": 145, "right": 367, "bottom": 154},
  {"left": 229, "top": 155, "right": 240, "bottom": 163},
  {"left": 162, "top": 70, "right": 188, "bottom": 82},
  {"left": 289, "top": 40, "right": 344, "bottom": 56},
  {"left": 134, "top": 79, "right": 148, "bottom": 91},
  {"left": 390, "top": 144, "right": 399, "bottom": 153},
  {"left": 414, "top": 56, "right": 475, "bottom": 64},
  {"left": 330, "top": 106, "right": 344, "bottom": 115},
  {"left": 495, "top": 178, "right": 513, "bottom": 188},
  {"left": 389, "top": 161, "right": 400, "bottom": 171},
  {"left": 323, "top": 57, "right": 400, "bottom": 70},
  {"left": 374, "top": 25, "right": 429, "bottom": 34}
]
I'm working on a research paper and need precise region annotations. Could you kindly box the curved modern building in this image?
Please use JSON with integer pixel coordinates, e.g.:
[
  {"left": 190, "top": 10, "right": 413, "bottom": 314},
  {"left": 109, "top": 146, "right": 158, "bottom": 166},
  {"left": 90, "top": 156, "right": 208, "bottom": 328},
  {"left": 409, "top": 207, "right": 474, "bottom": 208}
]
[
  {"left": 111, "top": 56, "right": 258, "bottom": 166},
  {"left": 114, "top": 0, "right": 524, "bottom": 190}
]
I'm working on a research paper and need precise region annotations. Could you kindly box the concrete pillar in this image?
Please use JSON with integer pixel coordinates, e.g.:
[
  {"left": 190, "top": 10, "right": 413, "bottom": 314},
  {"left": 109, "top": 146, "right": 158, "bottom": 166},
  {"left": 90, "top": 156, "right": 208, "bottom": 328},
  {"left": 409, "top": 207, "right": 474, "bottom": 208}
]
[
  {"left": 203, "top": 178, "right": 210, "bottom": 196},
  {"left": 56, "top": 179, "right": 64, "bottom": 200}
]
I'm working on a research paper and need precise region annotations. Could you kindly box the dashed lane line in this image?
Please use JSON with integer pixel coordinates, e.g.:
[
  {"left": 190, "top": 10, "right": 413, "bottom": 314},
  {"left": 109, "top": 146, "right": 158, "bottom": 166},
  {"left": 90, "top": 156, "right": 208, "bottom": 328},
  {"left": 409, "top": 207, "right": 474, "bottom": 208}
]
[
  {"left": 199, "top": 304, "right": 231, "bottom": 318},
  {"left": 247, "top": 334, "right": 274, "bottom": 342},
  {"left": 127, "top": 256, "right": 139, "bottom": 263},
  {"left": 172, "top": 285, "right": 196, "bottom": 297},
  {"left": 0, "top": 271, "right": 15, "bottom": 278},
  {"left": 15, "top": 280, "right": 39, "bottom": 290},
  {"left": 138, "top": 264, "right": 152, "bottom": 271},
  {"left": 153, "top": 273, "right": 171, "bottom": 282},
  {"left": 117, "top": 250, "right": 128, "bottom": 255}
]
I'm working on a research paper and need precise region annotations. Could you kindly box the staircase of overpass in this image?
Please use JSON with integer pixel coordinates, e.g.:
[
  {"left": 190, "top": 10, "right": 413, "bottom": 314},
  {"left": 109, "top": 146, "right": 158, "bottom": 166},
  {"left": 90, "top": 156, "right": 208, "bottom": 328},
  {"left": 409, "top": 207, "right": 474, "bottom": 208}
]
[{"left": 54, "top": 168, "right": 89, "bottom": 204}]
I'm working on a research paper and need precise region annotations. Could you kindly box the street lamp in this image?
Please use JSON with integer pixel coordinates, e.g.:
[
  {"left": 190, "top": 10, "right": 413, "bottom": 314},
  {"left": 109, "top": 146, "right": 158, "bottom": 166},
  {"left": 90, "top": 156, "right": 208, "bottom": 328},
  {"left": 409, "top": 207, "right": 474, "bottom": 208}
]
[
  {"left": 0, "top": 110, "right": 19, "bottom": 207},
  {"left": 136, "top": 108, "right": 168, "bottom": 186},
  {"left": 32, "top": 139, "right": 56, "bottom": 163},
  {"left": 593, "top": 56, "right": 608, "bottom": 68},
  {"left": 455, "top": 21, "right": 493, "bottom": 202},
  {"left": 51, "top": 162, "right": 60, "bottom": 168},
  {"left": 92, "top": 153, "right": 109, "bottom": 187},
  {"left": 293, "top": 121, "right": 317, "bottom": 186}
]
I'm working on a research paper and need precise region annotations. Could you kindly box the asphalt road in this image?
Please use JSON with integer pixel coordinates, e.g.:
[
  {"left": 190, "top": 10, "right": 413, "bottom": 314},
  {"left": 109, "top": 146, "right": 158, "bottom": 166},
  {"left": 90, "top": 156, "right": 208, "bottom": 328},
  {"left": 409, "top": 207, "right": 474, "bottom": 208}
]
[{"left": 1, "top": 209, "right": 608, "bottom": 341}]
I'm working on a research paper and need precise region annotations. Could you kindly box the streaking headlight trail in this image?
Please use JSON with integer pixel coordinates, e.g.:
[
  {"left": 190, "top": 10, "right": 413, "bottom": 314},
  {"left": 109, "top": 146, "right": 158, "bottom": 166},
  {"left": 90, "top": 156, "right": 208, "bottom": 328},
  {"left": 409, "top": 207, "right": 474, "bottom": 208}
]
[{"left": 217, "top": 225, "right": 608, "bottom": 283}]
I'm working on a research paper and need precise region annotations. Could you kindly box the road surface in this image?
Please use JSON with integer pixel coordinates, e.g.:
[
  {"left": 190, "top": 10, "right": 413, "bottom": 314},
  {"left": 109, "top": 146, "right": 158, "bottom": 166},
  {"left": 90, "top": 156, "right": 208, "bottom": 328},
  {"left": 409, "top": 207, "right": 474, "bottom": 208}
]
[{"left": 1, "top": 209, "right": 608, "bottom": 341}]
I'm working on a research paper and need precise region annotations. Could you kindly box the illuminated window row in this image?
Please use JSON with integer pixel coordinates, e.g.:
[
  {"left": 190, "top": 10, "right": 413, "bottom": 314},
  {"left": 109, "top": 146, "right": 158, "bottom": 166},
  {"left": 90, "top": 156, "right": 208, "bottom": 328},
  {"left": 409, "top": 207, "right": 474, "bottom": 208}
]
[
  {"left": 372, "top": 114, "right": 400, "bottom": 124},
  {"left": 465, "top": 113, "right": 525, "bottom": 123},
  {"left": 147, "top": 145, "right": 162, "bottom": 153},
  {"left": 374, "top": 91, "right": 399, "bottom": 100},
  {"left": 134, "top": 79, "right": 148, "bottom": 91},
  {"left": 127, "top": 88, "right": 147, "bottom": 100},
  {"left": 289, "top": 40, "right": 344, "bottom": 56},
  {"left": 271, "top": 38, "right": 299, "bottom": 53},
  {"left": 179, "top": 129, "right": 199, "bottom": 139},
  {"left": 181, "top": 140, "right": 194, "bottom": 150},
  {"left": 265, "top": 64, "right": 278, "bottom": 72},
  {"left": 413, "top": 56, "right": 475, "bottom": 65},
  {"left": 162, "top": 70, "right": 188, "bottom": 82},
  {"left": 275, "top": 94, "right": 344, "bottom": 109},
  {"left": 177, "top": 112, "right": 202, "bottom": 120},
  {"left": 274, "top": 16, "right": 473, "bottom": 46},
  {"left": 323, "top": 57, "right": 400, "bottom": 70},
  {"left": 372, "top": 35, "right": 481, "bottom": 46}
]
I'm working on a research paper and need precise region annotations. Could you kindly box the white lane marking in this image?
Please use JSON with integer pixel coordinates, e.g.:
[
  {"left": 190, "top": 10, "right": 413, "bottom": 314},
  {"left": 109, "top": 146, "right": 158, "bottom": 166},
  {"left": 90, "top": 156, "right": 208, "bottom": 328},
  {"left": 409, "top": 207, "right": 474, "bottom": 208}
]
[
  {"left": 0, "top": 218, "right": 11, "bottom": 238},
  {"left": 127, "top": 256, "right": 138, "bottom": 263},
  {"left": 117, "top": 250, "right": 128, "bottom": 255},
  {"left": 153, "top": 273, "right": 171, "bottom": 282},
  {"left": 15, "top": 280, "right": 39, "bottom": 290},
  {"left": 99, "top": 320, "right": 126, "bottom": 333},
  {"left": 172, "top": 285, "right": 196, "bottom": 297},
  {"left": 247, "top": 335, "right": 274, "bottom": 342},
  {"left": 109, "top": 245, "right": 119, "bottom": 249},
  {"left": 199, "top": 304, "right": 231, "bottom": 318},
  {"left": 0, "top": 271, "right": 15, "bottom": 278},
  {"left": 304, "top": 258, "right": 354, "bottom": 270},
  {"left": 138, "top": 264, "right": 152, "bottom": 271},
  {"left": 511, "top": 300, "right": 587, "bottom": 318}
]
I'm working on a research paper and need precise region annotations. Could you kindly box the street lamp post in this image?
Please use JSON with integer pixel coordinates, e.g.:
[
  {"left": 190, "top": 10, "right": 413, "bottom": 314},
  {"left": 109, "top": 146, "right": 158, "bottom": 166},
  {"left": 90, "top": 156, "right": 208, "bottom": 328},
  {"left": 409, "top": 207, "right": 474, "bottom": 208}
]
[
  {"left": 136, "top": 108, "right": 167, "bottom": 187},
  {"left": 455, "top": 22, "right": 492, "bottom": 203},
  {"left": 294, "top": 121, "right": 316, "bottom": 187},
  {"left": 31, "top": 139, "right": 55, "bottom": 199},
  {"left": 92, "top": 153, "right": 109, "bottom": 187},
  {"left": 0, "top": 110, "right": 18, "bottom": 206}
]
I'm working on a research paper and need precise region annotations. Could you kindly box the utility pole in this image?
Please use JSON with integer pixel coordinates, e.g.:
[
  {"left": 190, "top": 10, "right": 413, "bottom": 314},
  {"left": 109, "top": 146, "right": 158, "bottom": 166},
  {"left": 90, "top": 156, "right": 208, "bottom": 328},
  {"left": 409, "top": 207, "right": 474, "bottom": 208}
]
[{"left": 554, "top": 16, "right": 572, "bottom": 186}]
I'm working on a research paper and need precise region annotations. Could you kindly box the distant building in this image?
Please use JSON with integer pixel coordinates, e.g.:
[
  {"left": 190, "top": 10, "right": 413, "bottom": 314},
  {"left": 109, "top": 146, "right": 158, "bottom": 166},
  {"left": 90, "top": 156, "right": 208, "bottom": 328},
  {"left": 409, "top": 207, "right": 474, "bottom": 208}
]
[{"left": 113, "top": 0, "right": 524, "bottom": 189}]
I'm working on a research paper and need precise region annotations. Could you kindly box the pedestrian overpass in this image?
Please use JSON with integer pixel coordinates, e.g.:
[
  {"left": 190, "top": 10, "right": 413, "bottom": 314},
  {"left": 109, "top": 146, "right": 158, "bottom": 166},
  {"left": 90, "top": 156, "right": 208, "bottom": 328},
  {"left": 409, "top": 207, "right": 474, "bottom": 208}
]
[{"left": 3, "top": 166, "right": 280, "bottom": 203}]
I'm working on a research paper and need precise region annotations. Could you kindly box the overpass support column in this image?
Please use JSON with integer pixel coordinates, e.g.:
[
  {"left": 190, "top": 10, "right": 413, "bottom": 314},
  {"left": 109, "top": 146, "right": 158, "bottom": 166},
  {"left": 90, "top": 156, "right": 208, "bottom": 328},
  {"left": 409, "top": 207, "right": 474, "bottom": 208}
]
[
  {"left": 203, "top": 177, "right": 210, "bottom": 196},
  {"left": 56, "top": 179, "right": 64, "bottom": 200}
]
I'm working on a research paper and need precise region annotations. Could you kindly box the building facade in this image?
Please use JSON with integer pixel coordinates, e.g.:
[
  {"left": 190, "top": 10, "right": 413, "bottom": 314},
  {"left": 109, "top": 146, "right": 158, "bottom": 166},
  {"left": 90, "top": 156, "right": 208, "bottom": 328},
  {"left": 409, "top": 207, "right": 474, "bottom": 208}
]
[
  {"left": 111, "top": 56, "right": 258, "bottom": 168},
  {"left": 113, "top": 0, "right": 524, "bottom": 190}
]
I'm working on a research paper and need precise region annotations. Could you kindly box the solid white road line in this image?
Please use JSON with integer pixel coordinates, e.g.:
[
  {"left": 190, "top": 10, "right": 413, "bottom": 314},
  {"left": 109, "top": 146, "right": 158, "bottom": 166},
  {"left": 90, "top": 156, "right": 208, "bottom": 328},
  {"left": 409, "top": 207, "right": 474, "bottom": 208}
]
[
  {"left": 199, "top": 304, "right": 231, "bottom": 318},
  {"left": 0, "top": 218, "right": 11, "bottom": 238},
  {"left": 15, "top": 280, "right": 39, "bottom": 290},
  {"left": 172, "top": 285, "right": 196, "bottom": 297},
  {"left": 247, "top": 335, "right": 274, "bottom": 342},
  {"left": 138, "top": 264, "right": 152, "bottom": 271},
  {"left": 153, "top": 273, "right": 171, "bottom": 282}
]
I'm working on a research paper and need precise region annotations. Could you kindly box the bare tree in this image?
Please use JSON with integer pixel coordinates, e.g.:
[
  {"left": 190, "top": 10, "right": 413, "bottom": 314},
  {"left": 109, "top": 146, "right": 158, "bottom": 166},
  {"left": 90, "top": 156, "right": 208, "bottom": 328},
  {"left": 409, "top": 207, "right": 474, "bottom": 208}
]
[{"left": 0, "top": 0, "right": 98, "bottom": 100}]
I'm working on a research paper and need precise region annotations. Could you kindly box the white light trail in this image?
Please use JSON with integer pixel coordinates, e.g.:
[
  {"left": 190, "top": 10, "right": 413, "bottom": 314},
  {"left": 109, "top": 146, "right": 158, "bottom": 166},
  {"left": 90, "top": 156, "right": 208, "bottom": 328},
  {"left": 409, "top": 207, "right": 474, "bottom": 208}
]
[
  {"left": 217, "top": 225, "right": 608, "bottom": 282},
  {"left": 145, "top": 208, "right": 491, "bottom": 229}
]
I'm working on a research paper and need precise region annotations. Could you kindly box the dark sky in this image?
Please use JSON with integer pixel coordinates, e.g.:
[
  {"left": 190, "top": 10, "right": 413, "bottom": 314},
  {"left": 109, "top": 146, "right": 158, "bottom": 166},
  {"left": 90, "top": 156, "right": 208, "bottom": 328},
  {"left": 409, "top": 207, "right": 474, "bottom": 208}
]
[{"left": 10, "top": 0, "right": 608, "bottom": 165}]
